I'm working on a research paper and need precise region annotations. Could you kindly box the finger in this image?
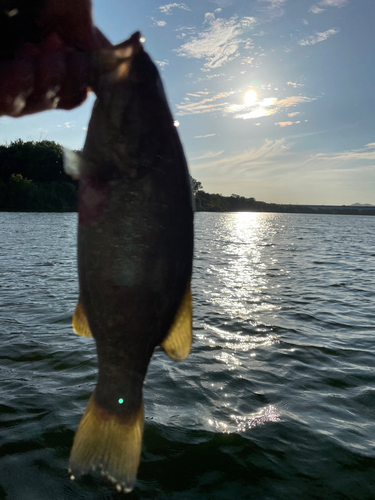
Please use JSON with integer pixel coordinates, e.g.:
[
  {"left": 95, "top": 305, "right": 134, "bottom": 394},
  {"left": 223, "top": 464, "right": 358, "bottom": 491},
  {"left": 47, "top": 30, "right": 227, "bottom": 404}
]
[
  {"left": 94, "top": 27, "right": 112, "bottom": 50},
  {"left": 21, "top": 51, "right": 66, "bottom": 114},
  {"left": 38, "top": 0, "right": 96, "bottom": 50},
  {"left": 56, "top": 52, "right": 90, "bottom": 110},
  {"left": 0, "top": 59, "right": 34, "bottom": 116}
]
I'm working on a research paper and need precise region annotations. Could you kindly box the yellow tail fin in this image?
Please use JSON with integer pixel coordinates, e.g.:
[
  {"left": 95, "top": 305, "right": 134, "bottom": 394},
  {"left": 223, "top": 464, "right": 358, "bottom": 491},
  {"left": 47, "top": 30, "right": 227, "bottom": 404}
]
[{"left": 69, "top": 394, "right": 144, "bottom": 493}]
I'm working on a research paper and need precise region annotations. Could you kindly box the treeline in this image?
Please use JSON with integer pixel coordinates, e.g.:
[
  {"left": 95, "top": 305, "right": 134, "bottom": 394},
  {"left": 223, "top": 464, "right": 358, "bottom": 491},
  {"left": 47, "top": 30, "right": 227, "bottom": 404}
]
[
  {"left": 0, "top": 139, "right": 77, "bottom": 211},
  {"left": 191, "top": 175, "right": 375, "bottom": 215},
  {"left": 195, "top": 191, "right": 375, "bottom": 215},
  {"left": 1, "top": 139, "right": 374, "bottom": 215}
]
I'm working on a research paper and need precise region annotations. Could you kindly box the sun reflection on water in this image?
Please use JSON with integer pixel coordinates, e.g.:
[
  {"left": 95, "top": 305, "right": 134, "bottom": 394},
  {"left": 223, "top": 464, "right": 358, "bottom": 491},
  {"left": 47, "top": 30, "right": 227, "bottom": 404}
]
[
  {"left": 207, "top": 405, "right": 280, "bottom": 434},
  {"left": 194, "top": 213, "right": 284, "bottom": 436},
  {"left": 204, "top": 212, "right": 281, "bottom": 321}
]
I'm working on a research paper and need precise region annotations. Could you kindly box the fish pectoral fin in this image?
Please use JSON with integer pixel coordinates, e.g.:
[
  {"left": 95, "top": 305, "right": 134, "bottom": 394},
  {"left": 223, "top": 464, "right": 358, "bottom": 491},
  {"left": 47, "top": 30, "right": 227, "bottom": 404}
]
[
  {"left": 69, "top": 394, "right": 144, "bottom": 493},
  {"left": 72, "top": 300, "right": 93, "bottom": 338},
  {"left": 161, "top": 286, "right": 192, "bottom": 361}
]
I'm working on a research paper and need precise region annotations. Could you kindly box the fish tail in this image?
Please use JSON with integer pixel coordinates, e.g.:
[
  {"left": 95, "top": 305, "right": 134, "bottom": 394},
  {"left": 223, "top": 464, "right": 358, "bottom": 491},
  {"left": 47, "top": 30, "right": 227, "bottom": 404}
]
[{"left": 69, "top": 393, "right": 144, "bottom": 493}]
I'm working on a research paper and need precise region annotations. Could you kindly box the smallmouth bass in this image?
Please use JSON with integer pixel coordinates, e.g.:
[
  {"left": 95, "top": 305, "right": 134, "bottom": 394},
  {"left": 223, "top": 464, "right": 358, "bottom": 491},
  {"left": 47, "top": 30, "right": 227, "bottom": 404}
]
[{"left": 65, "top": 31, "right": 193, "bottom": 493}]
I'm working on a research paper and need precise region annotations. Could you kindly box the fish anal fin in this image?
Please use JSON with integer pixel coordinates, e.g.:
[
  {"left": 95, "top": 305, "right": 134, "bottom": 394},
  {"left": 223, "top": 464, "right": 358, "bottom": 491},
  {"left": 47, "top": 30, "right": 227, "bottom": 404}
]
[
  {"left": 72, "top": 300, "right": 93, "bottom": 338},
  {"left": 69, "top": 394, "right": 144, "bottom": 493},
  {"left": 161, "top": 286, "right": 192, "bottom": 361}
]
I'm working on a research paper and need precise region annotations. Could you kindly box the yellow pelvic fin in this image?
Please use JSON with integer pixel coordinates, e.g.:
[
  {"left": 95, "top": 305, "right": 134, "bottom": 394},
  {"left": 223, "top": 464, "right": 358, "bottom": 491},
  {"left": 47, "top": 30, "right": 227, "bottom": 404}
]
[
  {"left": 69, "top": 394, "right": 144, "bottom": 493},
  {"left": 72, "top": 300, "right": 93, "bottom": 338},
  {"left": 161, "top": 286, "right": 192, "bottom": 361}
]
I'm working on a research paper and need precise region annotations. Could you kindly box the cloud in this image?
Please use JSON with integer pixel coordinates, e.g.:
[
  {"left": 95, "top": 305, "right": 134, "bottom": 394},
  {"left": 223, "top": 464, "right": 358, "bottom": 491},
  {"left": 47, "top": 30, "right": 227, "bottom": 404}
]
[
  {"left": 190, "top": 139, "right": 294, "bottom": 178},
  {"left": 190, "top": 138, "right": 375, "bottom": 205},
  {"left": 175, "top": 13, "right": 256, "bottom": 69},
  {"left": 152, "top": 18, "right": 167, "bottom": 27},
  {"left": 257, "top": 0, "right": 286, "bottom": 6},
  {"left": 309, "top": 0, "right": 347, "bottom": 13},
  {"left": 191, "top": 150, "right": 225, "bottom": 160},
  {"left": 227, "top": 95, "right": 316, "bottom": 120},
  {"left": 288, "top": 111, "right": 301, "bottom": 117},
  {"left": 257, "top": 0, "right": 287, "bottom": 17},
  {"left": 287, "top": 81, "right": 304, "bottom": 88},
  {"left": 204, "top": 12, "right": 216, "bottom": 23},
  {"left": 298, "top": 28, "right": 338, "bottom": 46},
  {"left": 177, "top": 88, "right": 316, "bottom": 120},
  {"left": 275, "top": 121, "right": 293, "bottom": 127},
  {"left": 309, "top": 5, "right": 325, "bottom": 13},
  {"left": 316, "top": 142, "right": 375, "bottom": 162},
  {"left": 319, "top": 0, "right": 347, "bottom": 6},
  {"left": 210, "top": 0, "right": 235, "bottom": 6},
  {"left": 156, "top": 59, "right": 169, "bottom": 68},
  {"left": 176, "top": 90, "right": 235, "bottom": 116},
  {"left": 194, "top": 133, "right": 217, "bottom": 139},
  {"left": 159, "top": 3, "right": 190, "bottom": 14}
]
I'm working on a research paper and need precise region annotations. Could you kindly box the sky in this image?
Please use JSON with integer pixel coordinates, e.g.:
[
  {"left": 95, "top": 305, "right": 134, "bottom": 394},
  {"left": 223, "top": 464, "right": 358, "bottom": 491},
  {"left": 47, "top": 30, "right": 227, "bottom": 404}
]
[{"left": 1, "top": 0, "right": 374, "bottom": 205}]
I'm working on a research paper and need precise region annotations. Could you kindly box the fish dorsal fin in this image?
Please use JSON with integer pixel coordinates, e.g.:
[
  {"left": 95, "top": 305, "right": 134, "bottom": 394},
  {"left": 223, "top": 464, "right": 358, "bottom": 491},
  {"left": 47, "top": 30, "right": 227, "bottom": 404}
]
[
  {"left": 72, "top": 300, "right": 93, "bottom": 338},
  {"left": 161, "top": 286, "right": 192, "bottom": 361}
]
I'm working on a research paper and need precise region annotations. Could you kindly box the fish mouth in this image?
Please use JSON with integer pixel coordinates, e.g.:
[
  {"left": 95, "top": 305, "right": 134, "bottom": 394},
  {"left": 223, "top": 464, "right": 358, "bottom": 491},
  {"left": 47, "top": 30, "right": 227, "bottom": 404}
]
[{"left": 90, "top": 31, "right": 144, "bottom": 90}]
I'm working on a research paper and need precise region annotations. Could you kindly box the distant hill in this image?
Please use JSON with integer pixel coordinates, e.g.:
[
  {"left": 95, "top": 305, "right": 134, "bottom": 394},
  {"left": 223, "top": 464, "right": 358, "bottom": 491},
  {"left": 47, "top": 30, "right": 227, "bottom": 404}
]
[{"left": 351, "top": 203, "right": 374, "bottom": 207}]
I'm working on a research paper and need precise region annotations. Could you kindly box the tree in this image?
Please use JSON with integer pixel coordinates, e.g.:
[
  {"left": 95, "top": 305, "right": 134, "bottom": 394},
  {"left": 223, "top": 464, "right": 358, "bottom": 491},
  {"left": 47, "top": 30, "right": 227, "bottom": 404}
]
[{"left": 190, "top": 175, "right": 203, "bottom": 196}]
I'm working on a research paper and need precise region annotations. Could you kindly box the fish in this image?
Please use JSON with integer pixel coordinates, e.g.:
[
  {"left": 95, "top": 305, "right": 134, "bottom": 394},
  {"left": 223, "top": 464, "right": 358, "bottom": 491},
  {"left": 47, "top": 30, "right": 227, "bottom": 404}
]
[{"left": 64, "top": 31, "right": 194, "bottom": 493}]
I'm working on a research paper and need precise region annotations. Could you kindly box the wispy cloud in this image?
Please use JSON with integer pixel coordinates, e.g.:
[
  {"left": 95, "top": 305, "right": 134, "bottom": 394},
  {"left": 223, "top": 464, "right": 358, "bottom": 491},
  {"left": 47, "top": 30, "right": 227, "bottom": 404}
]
[
  {"left": 309, "top": 0, "right": 348, "bottom": 13},
  {"left": 257, "top": 0, "right": 287, "bottom": 17},
  {"left": 275, "top": 120, "right": 301, "bottom": 127},
  {"left": 309, "top": 5, "right": 325, "bottom": 13},
  {"left": 257, "top": 0, "right": 286, "bottom": 7},
  {"left": 190, "top": 138, "right": 375, "bottom": 204},
  {"left": 190, "top": 139, "right": 293, "bottom": 177},
  {"left": 298, "top": 28, "right": 338, "bottom": 46},
  {"left": 177, "top": 89, "right": 316, "bottom": 119},
  {"left": 275, "top": 121, "right": 293, "bottom": 127},
  {"left": 159, "top": 3, "right": 190, "bottom": 14},
  {"left": 211, "top": 0, "right": 235, "bottom": 6},
  {"left": 191, "top": 150, "right": 225, "bottom": 160},
  {"left": 176, "top": 91, "right": 235, "bottom": 116},
  {"left": 227, "top": 95, "right": 316, "bottom": 120},
  {"left": 316, "top": 142, "right": 375, "bottom": 162},
  {"left": 319, "top": 0, "right": 347, "bottom": 6},
  {"left": 176, "top": 13, "right": 256, "bottom": 69},
  {"left": 194, "top": 133, "right": 217, "bottom": 139},
  {"left": 288, "top": 111, "right": 301, "bottom": 117},
  {"left": 287, "top": 81, "right": 304, "bottom": 88}
]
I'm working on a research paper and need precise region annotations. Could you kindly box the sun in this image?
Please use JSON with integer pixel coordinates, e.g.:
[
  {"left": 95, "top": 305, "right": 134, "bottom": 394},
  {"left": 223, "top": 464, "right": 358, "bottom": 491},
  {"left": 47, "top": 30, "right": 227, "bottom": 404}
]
[{"left": 244, "top": 90, "right": 257, "bottom": 106}]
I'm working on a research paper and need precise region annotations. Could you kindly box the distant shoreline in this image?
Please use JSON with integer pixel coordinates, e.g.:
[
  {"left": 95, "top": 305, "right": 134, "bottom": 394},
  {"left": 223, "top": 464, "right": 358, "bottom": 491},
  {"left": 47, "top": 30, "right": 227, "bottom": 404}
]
[{"left": 1, "top": 205, "right": 374, "bottom": 216}]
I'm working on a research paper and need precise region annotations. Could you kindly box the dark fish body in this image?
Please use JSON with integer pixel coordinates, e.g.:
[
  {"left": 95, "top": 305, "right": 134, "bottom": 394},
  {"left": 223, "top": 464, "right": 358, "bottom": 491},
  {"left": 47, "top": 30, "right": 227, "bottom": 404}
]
[{"left": 65, "top": 33, "right": 193, "bottom": 492}]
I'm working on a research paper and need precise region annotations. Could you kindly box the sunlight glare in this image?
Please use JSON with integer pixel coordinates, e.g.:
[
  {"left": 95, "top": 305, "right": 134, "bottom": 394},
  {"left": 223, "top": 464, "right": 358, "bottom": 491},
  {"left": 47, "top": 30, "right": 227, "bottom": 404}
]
[{"left": 244, "top": 90, "right": 257, "bottom": 106}]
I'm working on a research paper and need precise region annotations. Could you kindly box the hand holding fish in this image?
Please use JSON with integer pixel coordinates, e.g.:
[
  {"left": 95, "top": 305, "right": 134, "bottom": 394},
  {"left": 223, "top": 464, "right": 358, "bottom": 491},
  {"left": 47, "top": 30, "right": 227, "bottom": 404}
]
[{"left": 0, "top": 0, "right": 110, "bottom": 116}]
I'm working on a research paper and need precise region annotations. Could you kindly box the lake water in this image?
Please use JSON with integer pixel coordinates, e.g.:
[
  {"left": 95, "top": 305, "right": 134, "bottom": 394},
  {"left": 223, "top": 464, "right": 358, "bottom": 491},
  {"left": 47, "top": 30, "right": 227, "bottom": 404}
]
[{"left": 0, "top": 211, "right": 374, "bottom": 499}]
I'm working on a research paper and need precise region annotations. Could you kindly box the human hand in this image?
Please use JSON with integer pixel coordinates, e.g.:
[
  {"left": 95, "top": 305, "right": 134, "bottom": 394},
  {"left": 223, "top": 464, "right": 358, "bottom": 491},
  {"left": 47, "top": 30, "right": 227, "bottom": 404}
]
[{"left": 0, "top": 0, "right": 111, "bottom": 117}]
